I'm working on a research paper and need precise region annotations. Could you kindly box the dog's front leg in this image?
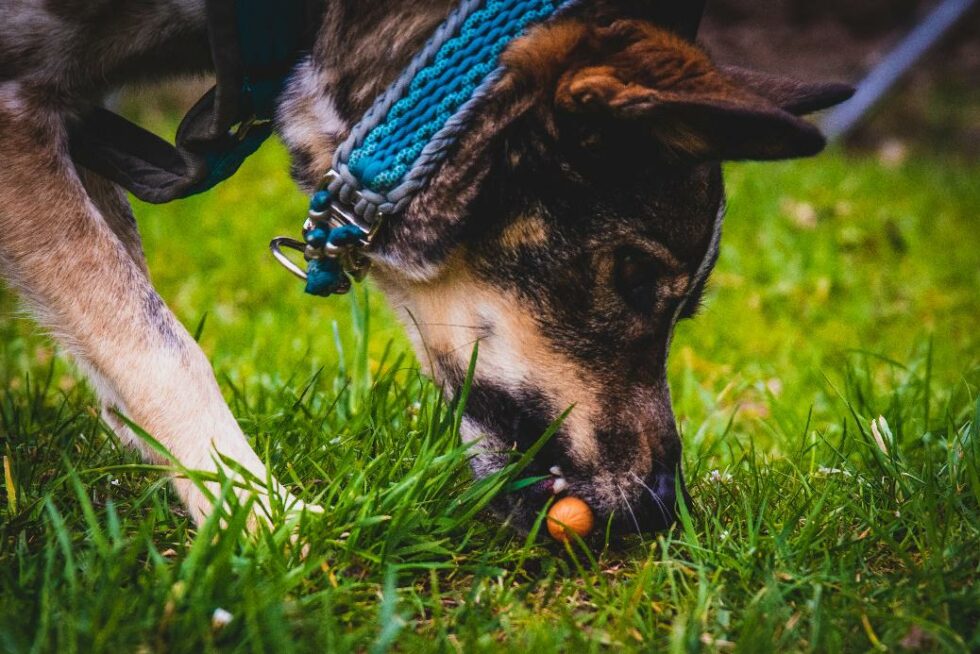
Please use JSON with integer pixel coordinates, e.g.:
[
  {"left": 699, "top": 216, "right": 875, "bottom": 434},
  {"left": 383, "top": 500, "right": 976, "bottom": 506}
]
[{"left": 0, "top": 96, "right": 309, "bottom": 526}]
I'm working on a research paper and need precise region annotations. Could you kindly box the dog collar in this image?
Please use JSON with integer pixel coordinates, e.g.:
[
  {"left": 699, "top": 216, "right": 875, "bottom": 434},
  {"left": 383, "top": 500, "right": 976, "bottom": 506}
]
[{"left": 271, "top": 0, "right": 580, "bottom": 297}]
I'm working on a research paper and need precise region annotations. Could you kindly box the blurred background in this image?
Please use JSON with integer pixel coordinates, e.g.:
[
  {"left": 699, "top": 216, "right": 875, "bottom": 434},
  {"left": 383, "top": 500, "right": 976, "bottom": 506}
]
[{"left": 701, "top": 0, "right": 980, "bottom": 157}]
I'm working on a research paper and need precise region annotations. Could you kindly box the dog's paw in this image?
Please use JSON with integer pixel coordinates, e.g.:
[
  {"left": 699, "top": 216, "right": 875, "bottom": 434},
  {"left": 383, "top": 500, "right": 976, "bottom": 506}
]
[
  {"left": 286, "top": 498, "right": 324, "bottom": 516},
  {"left": 250, "top": 490, "right": 323, "bottom": 526}
]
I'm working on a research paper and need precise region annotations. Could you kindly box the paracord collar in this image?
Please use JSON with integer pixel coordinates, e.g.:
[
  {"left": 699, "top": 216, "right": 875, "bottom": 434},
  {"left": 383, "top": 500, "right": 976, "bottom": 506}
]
[{"left": 271, "top": 0, "right": 580, "bottom": 296}]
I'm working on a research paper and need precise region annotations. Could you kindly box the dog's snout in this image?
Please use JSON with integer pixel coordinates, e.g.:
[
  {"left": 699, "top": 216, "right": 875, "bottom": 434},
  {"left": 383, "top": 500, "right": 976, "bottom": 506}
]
[
  {"left": 633, "top": 472, "right": 678, "bottom": 532},
  {"left": 599, "top": 470, "right": 680, "bottom": 536}
]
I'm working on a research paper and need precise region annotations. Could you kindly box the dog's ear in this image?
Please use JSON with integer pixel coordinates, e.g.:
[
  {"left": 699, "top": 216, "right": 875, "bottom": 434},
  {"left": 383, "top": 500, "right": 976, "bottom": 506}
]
[
  {"left": 719, "top": 65, "right": 855, "bottom": 117},
  {"left": 548, "top": 21, "right": 853, "bottom": 162}
]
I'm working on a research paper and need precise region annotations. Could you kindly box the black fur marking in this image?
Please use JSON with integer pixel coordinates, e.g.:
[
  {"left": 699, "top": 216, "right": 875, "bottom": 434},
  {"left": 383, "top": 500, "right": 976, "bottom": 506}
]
[
  {"left": 677, "top": 241, "right": 719, "bottom": 320},
  {"left": 439, "top": 352, "right": 574, "bottom": 476},
  {"left": 613, "top": 245, "right": 669, "bottom": 314},
  {"left": 142, "top": 290, "right": 182, "bottom": 351}
]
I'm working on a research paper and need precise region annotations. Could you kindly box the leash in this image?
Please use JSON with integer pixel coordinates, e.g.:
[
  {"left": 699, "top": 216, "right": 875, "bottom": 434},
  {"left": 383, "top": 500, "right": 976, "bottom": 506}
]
[
  {"left": 70, "top": 0, "right": 321, "bottom": 204},
  {"left": 270, "top": 0, "right": 583, "bottom": 297}
]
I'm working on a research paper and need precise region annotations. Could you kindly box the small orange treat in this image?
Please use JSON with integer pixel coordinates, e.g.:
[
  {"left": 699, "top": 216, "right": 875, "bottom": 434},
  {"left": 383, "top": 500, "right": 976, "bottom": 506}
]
[{"left": 546, "top": 496, "right": 594, "bottom": 542}]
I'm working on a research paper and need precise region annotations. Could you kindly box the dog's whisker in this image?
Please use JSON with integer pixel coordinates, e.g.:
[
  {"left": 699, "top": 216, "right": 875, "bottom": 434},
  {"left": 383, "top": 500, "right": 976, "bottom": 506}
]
[
  {"left": 617, "top": 483, "right": 644, "bottom": 541},
  {"left": 651, "top": 492, "right": 671, "bottom": 526},
  {"left": 415, "top": 322, "right": 487, "bottom": 330},
  {"left": 630, "top": 471, "right": 663, "bottom": 513},
  {"left": 631, "top": 471, "right": 671, "bottom": 526},
  {"left": 629, "top": 471, "right": 652, "bottom": 494},
  {"left": 447, "top": 337, "right": 490, "bottom": 355}
]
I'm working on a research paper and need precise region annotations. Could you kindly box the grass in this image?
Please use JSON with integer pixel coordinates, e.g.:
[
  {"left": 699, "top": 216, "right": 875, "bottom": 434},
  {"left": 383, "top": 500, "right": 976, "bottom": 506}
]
[{"left": 1, "top": 133, "right": 978, "bottom": 652}]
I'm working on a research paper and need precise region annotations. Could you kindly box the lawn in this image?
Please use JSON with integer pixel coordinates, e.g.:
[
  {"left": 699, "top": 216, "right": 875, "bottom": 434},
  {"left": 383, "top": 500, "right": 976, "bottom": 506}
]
[{"left": 1, "top": 133, "right": 978, "bottom": 652}]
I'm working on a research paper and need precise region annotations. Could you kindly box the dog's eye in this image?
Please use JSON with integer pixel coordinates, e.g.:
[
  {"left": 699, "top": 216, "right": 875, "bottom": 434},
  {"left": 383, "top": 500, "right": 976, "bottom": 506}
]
[{"left": 613, "top": 247, "right": 663, "bottom": 313}]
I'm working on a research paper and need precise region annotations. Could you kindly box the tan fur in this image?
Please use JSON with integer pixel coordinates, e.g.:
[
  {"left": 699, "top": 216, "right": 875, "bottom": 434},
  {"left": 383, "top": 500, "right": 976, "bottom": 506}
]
[
  {"left": 497, "top": 215, "right": 550, "bottom": 251},
  {"left": 502, "top": 20, "right": 590, "bottom": 90},
  {"left": 0, "top": 88, "right": 310, "bottom": 526},
  {"left": 374, "top": 253, "right": 602, "bottom": 467}
]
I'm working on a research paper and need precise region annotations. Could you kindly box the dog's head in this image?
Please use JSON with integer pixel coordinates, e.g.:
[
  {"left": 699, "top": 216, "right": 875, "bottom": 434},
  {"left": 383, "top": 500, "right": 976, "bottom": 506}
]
[{"left": 294, "top": 6, "right": 852, "bottom": 536}]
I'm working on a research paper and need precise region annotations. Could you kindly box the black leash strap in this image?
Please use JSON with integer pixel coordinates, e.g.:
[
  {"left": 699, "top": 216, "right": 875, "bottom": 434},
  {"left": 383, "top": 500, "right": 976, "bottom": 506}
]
[{"left": 69, "top": 0, "right": 318, "bottom": 204}]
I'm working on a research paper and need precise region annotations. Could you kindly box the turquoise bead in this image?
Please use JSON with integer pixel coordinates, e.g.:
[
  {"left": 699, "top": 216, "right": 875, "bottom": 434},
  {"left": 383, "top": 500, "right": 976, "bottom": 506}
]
[
  {"left": 310, "top": 190, "right": 332, "bottom": 212},
  {"left": 305, "top": 257, "right": 343, "bottom": 297},
  {"left": 305, "top": 226, "right": 329, "bottom": 248}
]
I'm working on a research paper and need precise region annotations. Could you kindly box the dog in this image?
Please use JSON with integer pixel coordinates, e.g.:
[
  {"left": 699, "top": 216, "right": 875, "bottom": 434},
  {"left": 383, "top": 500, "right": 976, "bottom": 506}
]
[{"left": 0, "top": 0, "right": 851, "bottom": 534}]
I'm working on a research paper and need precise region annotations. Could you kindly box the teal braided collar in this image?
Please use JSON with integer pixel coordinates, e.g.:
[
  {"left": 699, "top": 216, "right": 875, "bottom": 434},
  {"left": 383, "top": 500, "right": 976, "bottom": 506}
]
[{"left": 271, "top": 0, "right": 580, "bottom": 296}]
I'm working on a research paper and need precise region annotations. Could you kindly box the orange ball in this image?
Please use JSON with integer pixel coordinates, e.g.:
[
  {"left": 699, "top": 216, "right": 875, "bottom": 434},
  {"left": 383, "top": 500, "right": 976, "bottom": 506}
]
[{"left": 546, "top": 496, "right": 594, "bottom": 542}]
